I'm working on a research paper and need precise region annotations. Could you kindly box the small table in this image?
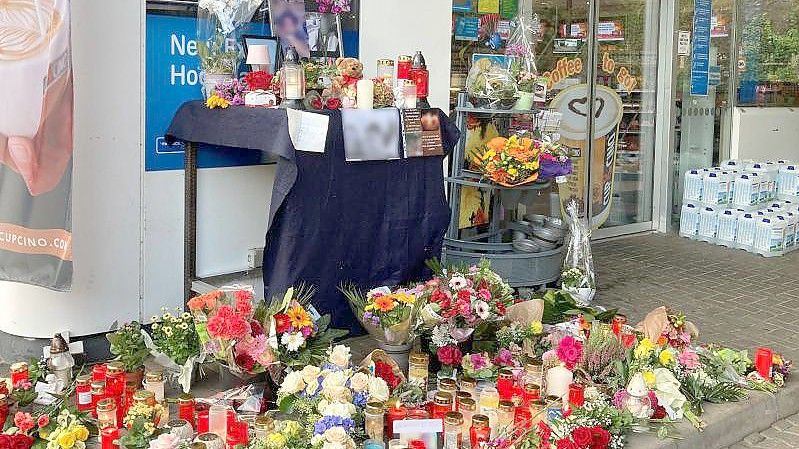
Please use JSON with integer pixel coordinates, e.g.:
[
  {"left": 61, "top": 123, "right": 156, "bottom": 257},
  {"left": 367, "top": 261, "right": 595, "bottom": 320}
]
[{"left": 166, "top": 101, "right": 460, "bottom": 331}]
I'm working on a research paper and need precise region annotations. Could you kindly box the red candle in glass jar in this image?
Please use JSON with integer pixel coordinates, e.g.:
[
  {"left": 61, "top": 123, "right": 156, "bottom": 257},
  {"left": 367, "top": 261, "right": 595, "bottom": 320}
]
[
  {"left": 469, "top": 415, "right": 490, "bottom": 448},
  {"left": 0, "top": 395, "right": 9, "bottom": 428},
  {"left": 10, "top": 362, "right": 29, "bottom": 386},
  {"left": 755, "top": 347, "right": 773, "bottom": 380},
  {"left": 197, "top": 408, "right": 210, "bottom": 433},
  {"left": 226, "top": 409, "right": 238, "bottom": 434},
  {"left": 432, "top": 392, "right": 452, "bottom": 420},
  {"left": 92, "top": 364, "right": 108, "bottom": 382},
  {"left": 408, "top": 440, "right": 426, "bottom": 449},
  {"left": 91, "top": 381, "right": 106, "bottom": 419},
  {"left": 179, "top": 394, "right": 196, "bottom": 428},
  {"left": 75, "top": 375, "right": 93, "bottom": 412},
  {"left": 237, "top": 421, "right": 249, "bottom": 446},
  {"left": 496, "top": 368, "right": 515, "bottom": 402},
  {"left": 397, "top": 55, "right": 412, "bottom": 80},
  {"left": 100, "top": 427, "right": 120, "bottom": 449},
  {"left": 386, "top": 405, "right": 407, "bottom": 436},
  {"left": 523, "top": 383, "right": 541, "bottom": 406},
  {"left": 105, "top": 362, "right": 125, "bottom": 397},
  {"left": 568, "top": 383, "right": 585, "bottom": 408},
  {"left": 514, "top": 406, "right": 532, "bottom": 430}
]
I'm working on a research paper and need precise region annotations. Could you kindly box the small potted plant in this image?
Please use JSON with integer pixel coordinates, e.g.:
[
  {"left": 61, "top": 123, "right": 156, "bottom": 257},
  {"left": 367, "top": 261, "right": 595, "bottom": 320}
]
[
  {"left": 197, "top": 33, "right": 238, "bottom": 99},
  {"left": 106, "top": 322, "right": 149, "bottom": 385},
  {"left": 511, "top": 59, "right": 537, "bottom": 110}
]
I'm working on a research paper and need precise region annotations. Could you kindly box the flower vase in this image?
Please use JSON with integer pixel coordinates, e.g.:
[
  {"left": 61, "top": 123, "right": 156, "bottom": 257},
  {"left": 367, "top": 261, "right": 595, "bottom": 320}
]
[
  {"left": 377, "top": 342, "right": 413, "bottom": 376},
  {"left": 202, "top": 73, "right": 233, "bottom": 100},
  {"left": 513, "top": 92, "right": 534, "bottom": 111}
]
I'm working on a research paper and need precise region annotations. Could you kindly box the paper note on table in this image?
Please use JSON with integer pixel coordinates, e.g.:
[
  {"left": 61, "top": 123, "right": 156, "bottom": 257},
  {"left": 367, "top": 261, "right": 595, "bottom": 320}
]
[
  {"left": 286, "top": 109, "right": 329, "bottom": 153},
  {"left": 478, "top": 0, "right": 500, "bottom": 14}
]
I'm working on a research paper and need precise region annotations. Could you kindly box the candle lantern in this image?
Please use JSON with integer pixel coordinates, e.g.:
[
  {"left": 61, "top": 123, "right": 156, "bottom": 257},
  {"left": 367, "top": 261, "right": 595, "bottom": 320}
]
[
  {"left": 496, "top": 368, "right": 515, "bottom": 402},
  {"left": 91, "top": 381, "right": 106, "bottom": 418},
  {"left": 432, "top": 392, "right": 453, "bottom": 420},
  {"left": 279, "top": 46, "right": 306, "bottom": 109},
  {"left": 47, "top": 333, "right": 74, "bottom": 390},
  {"left": 377, "top": 59, "right": 394, "bottom": 82},
  {"left": 144, "top": 370, "right": 166, "bottom": 403},
  {"left": 568, "top": 383, "right": 585, "bottom": 408},
  {"left": 459, "top": 377, "right": 476, "bottom": 398},
  {"left": 75, "top": 375, "right": 93, "bottom": 412},
  {"left": 408, "top": 353, "right": 429, "bottom": 392},
  {"left": 178, "top": 394, "right": 196, "bottom": 429},
  {"left": 96, "top": 398, "right": 118, "bottom": 429},
  {"left": 755, "top": 347, "right": 774, "bottom": 380},
  {"left": 92, "top": 364, "right": 108, "bottom": 382},
  {"left": 101, "top": 427, "right": 120, "bottom": 449},
  {"left": 409, "top": 51, "right": 429, "bottom": 108},
  {"left": 545, "top": 365, "right": 573, "bottom": 399},
  {"left": 458, "top": 397, "right": 475, "bottom": 436},
  {"left": 254, "top": 415, "right": 274, "bottom": 440},
  {"left": 443, "top": 412, "right": 463, "bottom": 449},
  {"left": 612, "top": 314, "right": 627, "bottom": 335},
  {"left": 105, "top": 362, "right": 125, "bottom": 397},
  {"left": 386, "top": 404, "right": 407, "bottom": 437},
  {"left": 469, "top": 414, "right": 490, "bottom": 448}
]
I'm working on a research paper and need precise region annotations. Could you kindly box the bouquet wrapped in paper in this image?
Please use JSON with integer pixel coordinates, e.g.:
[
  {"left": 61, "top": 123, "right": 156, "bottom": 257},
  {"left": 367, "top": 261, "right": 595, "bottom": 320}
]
[
  {"left": 476, "top": 133, "right": 540, "bottom": 187},
  {"left": 340, "top": 284, "right": 424, "bottom": 346},
  {"left": 561, "top": 200, "right": 596, "bottom": 305}
]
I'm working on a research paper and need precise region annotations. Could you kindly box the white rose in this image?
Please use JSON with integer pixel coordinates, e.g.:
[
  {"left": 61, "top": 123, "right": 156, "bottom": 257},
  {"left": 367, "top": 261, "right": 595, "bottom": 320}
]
[
  {"left": 323, "top": 427, "right": 349, "bottom": 444},
  {"left": 322, "top": 370, "right": 348, "bottom": 389},
  {"left": 329, "top": 345, "right": 351, "bottom": 368},
  {"left": 368, "top": 376, "right": 390, "bottom": 402},
  {"left": 302, "top": 365, "right": 322, "bottom": 384},
  {"left": 324, "top": 385, "right": 352, "bottom": 403},
  {"left": 279, "top": 371, "right": 306, "bottom": 395},
  {"left": 322, "top": 402, "right": 354, "bottom": 419},
  {"left": 350, "top": 372, "right": 369, "bottom": 392},
  {"left": 305, "top": 378, "right": 320, "bottom": 396}
]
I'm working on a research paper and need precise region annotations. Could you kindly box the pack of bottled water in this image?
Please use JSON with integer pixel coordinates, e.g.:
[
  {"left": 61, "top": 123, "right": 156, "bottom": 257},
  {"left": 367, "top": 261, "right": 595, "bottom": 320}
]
[{"left": 679, "top": 159, "right": 799, "bottom": 257}]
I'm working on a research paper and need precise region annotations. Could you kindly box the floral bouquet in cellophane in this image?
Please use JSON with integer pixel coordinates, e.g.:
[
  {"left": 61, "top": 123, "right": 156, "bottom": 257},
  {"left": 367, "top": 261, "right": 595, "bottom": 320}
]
[
  {"left": 264, "top": 286, "right": 348, "bottom": 372},
  {"left": 188, "top": 287, "right": 272, "bottom": 377},
  {"left": 340, "top": 284, "right": 425, "bottom": 346},
  {"left": 476, "top": 134, "right": 540, "bottom": 187}
]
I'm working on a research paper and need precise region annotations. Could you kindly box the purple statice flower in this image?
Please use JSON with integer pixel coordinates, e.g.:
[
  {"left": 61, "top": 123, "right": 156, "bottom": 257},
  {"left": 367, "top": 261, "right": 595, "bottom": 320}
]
[
  {"left": 314, "top": 416, "right": 355, "bottom": 436},
  {"left": 213, "top": 78, "right": 246, "bottom": 105}
]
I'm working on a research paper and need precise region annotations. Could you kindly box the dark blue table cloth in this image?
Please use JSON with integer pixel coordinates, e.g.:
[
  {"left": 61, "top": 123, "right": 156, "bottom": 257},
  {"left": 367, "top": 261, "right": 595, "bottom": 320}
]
[{"left": 166, "top": 101, "right": 460, "bottom": 333}]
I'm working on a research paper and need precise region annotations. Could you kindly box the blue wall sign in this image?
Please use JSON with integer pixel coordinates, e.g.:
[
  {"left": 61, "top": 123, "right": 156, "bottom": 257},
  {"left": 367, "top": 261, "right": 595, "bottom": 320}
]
[
  {"left": 690, "top": 0, "right": 711, "bottom": 96},
  {"left": 145, "top": 13, "right": 359, "bottom": 171}
]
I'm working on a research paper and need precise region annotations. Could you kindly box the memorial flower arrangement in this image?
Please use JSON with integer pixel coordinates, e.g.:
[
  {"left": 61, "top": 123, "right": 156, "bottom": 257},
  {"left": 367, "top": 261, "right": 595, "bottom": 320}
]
[
  {"left": 538, "top": 136, "right": 573, "bottom": 179},
  {"left": 107, "top": 321, "right": 150, "bottom": 373},
  {"left": 265, "top": 287, "right": 348, "bottom": 371},
  {"left": 536, "top": 397, "right": 634, "bottom": 449},
  {"left": 150, "top": 309, "right": 201, "bottom": 367},
  {"left": 277, "top": 345, "right": 389, "bottom": 443},
  {"left": 476, "top": 134, "right": 541, "bottom": 187},
  {"left": 244, "top": 71, "right": 274, "bottom": 91},
  {"left": 461, "top": 352, "right": 497, "bottom": 381},
  {"left": 188, "top": 288, "right": 273, "bottom": 375},
  {"left": 340, "top": 284, "right": 424, "bottom": 346},
  {"left": 248, "top": 420, "right": 307, "bottom": 449},
  {"left": 42, "top": 410, "right": 91, "bottom": 449},
  {"left": 206, "top": 78, "right": 246, "bottom": 109}
]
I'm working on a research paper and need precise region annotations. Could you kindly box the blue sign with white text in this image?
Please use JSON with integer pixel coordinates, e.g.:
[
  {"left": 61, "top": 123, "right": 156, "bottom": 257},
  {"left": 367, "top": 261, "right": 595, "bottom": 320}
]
[
  {"left": 145, "top": 13, "right": 359, "bottom": 171},
  {"left": 690, "top": 0, "right": 711, "bottom": 96}
]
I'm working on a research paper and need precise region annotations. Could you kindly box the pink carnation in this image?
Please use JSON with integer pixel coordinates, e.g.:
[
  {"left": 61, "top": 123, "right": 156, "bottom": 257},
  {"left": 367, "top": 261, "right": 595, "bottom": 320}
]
[
  {"left": 437, "top": 345, "right": 462, "bottom": 366},
  {"left": 679, "top": 349, "right": 699, "bottom": 369},
  {"left": 14, "top": 412, "right": 34, "bottom": 434},
  {"left": 555, "top": 335, "right": 583, "bottom": 370}
]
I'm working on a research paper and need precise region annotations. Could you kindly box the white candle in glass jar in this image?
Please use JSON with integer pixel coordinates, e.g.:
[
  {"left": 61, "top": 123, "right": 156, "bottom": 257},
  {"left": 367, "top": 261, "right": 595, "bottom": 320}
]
[{"left": 545, "top": 365, "right": 573, "bottom": 399}]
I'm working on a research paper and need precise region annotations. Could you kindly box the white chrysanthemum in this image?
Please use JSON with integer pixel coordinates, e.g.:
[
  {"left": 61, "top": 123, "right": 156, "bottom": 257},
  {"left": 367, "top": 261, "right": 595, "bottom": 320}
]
[
  {"left": 281, "top": 332, "right": 305, "bottom": 352},
  {"left": 448, "top": 275, "right": 468, "bottom": 290}
]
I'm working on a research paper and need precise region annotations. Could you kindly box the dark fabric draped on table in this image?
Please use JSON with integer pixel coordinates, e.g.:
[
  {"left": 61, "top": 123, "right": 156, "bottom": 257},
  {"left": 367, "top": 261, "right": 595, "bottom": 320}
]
[{"left": 166, "top": 101, "right": 461, "bottom": 333}]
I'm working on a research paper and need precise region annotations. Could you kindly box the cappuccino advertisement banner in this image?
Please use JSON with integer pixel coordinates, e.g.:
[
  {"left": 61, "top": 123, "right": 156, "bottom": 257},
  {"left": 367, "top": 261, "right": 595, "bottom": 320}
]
[
  {"left": 551, "top": 84, "right": 623, "bottom": 230},
  {"left": 0, "top": 0, "right": 74, "bottom": 290}
]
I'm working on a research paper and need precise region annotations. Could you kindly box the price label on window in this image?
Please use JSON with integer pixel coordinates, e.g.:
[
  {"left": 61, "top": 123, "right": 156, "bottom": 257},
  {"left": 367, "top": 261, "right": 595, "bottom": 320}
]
[{"left": 678, "top": 31, "right": 691, "bottom": 56}]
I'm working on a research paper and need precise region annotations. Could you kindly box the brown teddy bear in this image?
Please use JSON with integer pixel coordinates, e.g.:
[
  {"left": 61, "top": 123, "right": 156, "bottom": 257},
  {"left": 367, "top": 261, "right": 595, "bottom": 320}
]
[{"left": 323, "top": 57, "right": 364, "bottom": 100}]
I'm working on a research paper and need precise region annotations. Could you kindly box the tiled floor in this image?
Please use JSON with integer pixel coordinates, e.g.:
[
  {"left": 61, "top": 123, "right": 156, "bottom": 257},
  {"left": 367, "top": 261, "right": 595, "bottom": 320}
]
[{"left": 593, "top": 233, "right": 799, "bottom": 360}]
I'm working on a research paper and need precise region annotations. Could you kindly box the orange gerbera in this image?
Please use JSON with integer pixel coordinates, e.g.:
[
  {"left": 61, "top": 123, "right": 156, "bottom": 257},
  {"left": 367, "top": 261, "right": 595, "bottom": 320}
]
[
  {"left": 486, "top": 137, "right": 507, "bottom": 152},
  {"left": 287, "top": 305, "right": 313, "bottom": 329},
  {"left": 373, "top": 295, "right": 396, "bottom": 312}
]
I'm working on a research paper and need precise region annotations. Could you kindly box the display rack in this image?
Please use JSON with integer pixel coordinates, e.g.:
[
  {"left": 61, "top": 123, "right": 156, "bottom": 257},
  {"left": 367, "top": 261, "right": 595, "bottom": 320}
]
[{"left": 443, "top": 93, "right": 564, "bottom": 288}]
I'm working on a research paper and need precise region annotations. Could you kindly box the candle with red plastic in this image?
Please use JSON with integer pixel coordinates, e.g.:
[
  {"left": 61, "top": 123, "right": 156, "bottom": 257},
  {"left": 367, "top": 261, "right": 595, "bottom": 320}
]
[
  {"left": 469, "top": 414, "right": 490, "bottom": 448},
  {"left": 496, "top": 368, "right": 515, "bottom": 402},
  {"left": 92, "top": 364, "right": 108, "bottom": 382},
  {"left": 522, "top": 383, "right": 541, "bottom": 406},
  {"left": 179, "top": 394, "right": 196, "bottom": 429},
  {"left": 408, "top": 440, "right": 426, "bottom": 449},
  {"left": 568, "top": 383, "right": 585, "bottom": 408},
  {"left": 10, "top": 362, "right": 29, "bottom": 386},
  {"left": 386, "top": 404, "right": 407, "bottom": 436},
  {"left": 432, "top": 392, "right": 452, "bottom": 420},
  {"left": 396, "top": 55, "right": 412, "bottom": 80},
  {"left": 75, "top": 375, "right": 93, "bottom": 412},
  {"left": 514, "top": 406, "right": 532, "bottom": 431},
  {"left": 101, "top": 427, "right": 120, "bottom": 449},
  {"left": 755, "top": 347, "right": 773, "bottom": 380},
  {"left": 197, "top": 408, "right": 210, "bottom": 433}
]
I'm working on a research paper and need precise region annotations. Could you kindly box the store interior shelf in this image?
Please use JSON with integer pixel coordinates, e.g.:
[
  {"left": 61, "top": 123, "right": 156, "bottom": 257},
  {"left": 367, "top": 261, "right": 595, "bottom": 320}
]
[
  {"left": 445, "top": 171, "right": 553, "bottom": 191},
  {"left": 455, "top": 106, "right": 539, "bottom": 115}
]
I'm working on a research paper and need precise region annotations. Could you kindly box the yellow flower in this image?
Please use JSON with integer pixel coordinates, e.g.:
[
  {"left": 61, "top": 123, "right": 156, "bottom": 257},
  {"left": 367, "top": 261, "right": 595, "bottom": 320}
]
[
  {"left": 266, "top": 432, "right": 287, "bottom": 449},
  {"left": 73, "top": 426, "right": 89, "bottom": 442},
  {"left": 659, "top": 349, "right": 674, "bottom": 366},
  {"left": 530, "top": 321, "right": 543, "bottom": 335},
  {"left": 287, "top": 305, "right": 313, "bottom": 329},
  {"left": 57, "top": 431, "right": 76, "bottom": 449},
  {"left": 205, "top": 94, "right": 230, "bottom": 109},
  {"left": 642, "top": 370, "right": 656, "bottom": 387},
  {"left": 394, "top": 293, "right": 416, "bottom": 305},
  {"left": 508, "top": 167, "right": 518, "bottom": 176},
  {"left": 634, "top": 337, "right": 655, "bottom": 359}
]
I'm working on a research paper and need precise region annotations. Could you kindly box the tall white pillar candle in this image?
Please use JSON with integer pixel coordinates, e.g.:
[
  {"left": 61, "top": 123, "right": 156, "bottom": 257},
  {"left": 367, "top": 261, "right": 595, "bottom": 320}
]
[{"left": 357, "top": 79, "right": 375, "bottom": 109}]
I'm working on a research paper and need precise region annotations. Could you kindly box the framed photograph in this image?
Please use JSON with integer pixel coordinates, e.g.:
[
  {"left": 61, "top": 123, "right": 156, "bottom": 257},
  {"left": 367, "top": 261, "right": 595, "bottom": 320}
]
[
  {"left": 241, "top": 35, "right": 281, "bottom": 74},
  {"left": 268, "top": 0, "right": 310, "bottom": 58},
  {"left": 305, "top": 12, "right": 343, "bottom": 59}
]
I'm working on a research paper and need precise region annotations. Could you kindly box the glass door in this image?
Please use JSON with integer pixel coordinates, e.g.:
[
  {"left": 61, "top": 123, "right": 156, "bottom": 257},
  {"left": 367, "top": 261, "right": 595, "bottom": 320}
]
[{"left": 535, "top": 0, "right": 659, "bottom": 236}]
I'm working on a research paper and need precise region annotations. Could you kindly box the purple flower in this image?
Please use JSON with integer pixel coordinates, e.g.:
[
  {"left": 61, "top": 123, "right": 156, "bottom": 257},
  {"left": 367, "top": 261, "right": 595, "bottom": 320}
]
[
  {"left": 470, "top": 353, "right": 488, "bottom": 370},
  {"left": 611, "top": 389, "right": 628, "bottom": 408},
  {"left": 314, "top": 416, "right": 355, "bottom": 435},
  {"left": 301, "top": 326, "right": 313, "bottom": 337},
  {"left": 494, "top": 348, "right": 514, "bottom": 367}
]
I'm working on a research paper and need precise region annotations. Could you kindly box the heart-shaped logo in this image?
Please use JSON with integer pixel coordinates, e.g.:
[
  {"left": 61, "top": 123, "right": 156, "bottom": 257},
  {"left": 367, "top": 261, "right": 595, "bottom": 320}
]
[{"left": 567, "top": 96, "right": 606, "bottom": 119}]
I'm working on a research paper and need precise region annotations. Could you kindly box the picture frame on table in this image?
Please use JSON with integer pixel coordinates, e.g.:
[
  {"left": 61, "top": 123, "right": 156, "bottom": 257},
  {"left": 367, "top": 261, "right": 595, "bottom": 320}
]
[
  {"left": 268, "top": 0, "right": 310, "bottom": 58},
  {"left": 241, "top": 35, "right": 281, "bottom": 74},
  {"left": 305, "top": 11, "right": 343, "bottom": 60}
]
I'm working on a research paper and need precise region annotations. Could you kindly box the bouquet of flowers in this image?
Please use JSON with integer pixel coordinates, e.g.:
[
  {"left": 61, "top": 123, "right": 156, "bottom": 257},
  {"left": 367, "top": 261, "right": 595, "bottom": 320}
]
[
  {"left": 461, "top": 352, "right": 497, "bottom": 381},
  {"left": 476, "top": 134, "right": 540, "bottom": 187},
  {"left": 340, "top": 284, "right": 424, "bottom": 346},
  {"left": 206, "top": 78, "right": 246, "bottom": 109},
  {"left": 538, "top": 136, "right": 573, "bottom": 179},
  {"left": 188, "top": 288, "right": 272, "bottom": 376},
  {"left": 277, "top": 345, "right": 390, "bottom": 446},
  {"left": 265, "top": 286, "right": 348, "bottom": 372},
  {"left": 107, "top": 322, "right": 150, "bottom": 374},
  {"left": 538, "top": 397, "right": 634, "bottom": 449},
  {"left": 248, "top": 420, "right": 307, "bottom": 449},
  {"left": 143, "top": 308, "right": 202, "bottom": 393},
  {"left": 244, "top": 71, "right": 274, "bottom": 91},
  {"left": 42, "top": 410, "right": 91, "bottom": 449}
]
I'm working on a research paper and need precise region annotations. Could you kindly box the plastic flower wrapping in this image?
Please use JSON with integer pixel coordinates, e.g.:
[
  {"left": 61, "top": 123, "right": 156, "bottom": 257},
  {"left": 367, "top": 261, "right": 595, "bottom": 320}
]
[
  {"left": 561, "top": 200, "right": 596, "bottom": 305},
  {"left": 340, "top": 284, "right": 424, "bottom": 346},
  {"left": 188, "top": 287, "right": 272, "bottom": 376},
  {"left": 264, "top": 286, "right": 348, "bottom": 372},
  {"left": 276, "top": 345, "right": 390, "bottom": 448},
  {"left": 418, "top": 259, "right": 515, "bottom": 345},
  {"left": 198, "top": 0, "right": 262, "bottom": 36},
  {"left": 476, "top": 133, "right": 541, "bottom": 187},
  {"left": 141, "top": 308, "right": 203, "bottom": 393}
]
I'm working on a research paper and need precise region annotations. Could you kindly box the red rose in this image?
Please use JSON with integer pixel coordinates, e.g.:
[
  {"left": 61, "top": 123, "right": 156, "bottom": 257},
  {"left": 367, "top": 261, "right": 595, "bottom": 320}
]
[
  {"left": 274, "top": 313, "right": 291, "bottom": 334},
  {"left": 11, "top": 435, "right": 32, "bottom": 449},
  {"left": 555, "top": 438, "right": 578, "bottom": 449},
  {"left": 571, "top": 427, "right": 592, "bottom": 448},
  {"left": 590, "top": 426, "right": 611, "bottom": 449},
  {"left": 325, "top": 97, "right": 342, "bottom": 109},
  {"left": 0, "top": 435, "right": 12, "bottom": 449},
  {"left": 310, "top": 97, "right": 324, "bottom": 110},
  {"left": 235, "top": 353, "right": 256, "bottom": 372},
  {"left": 436, "top": 345, "right": 463, "bottom": 366}
]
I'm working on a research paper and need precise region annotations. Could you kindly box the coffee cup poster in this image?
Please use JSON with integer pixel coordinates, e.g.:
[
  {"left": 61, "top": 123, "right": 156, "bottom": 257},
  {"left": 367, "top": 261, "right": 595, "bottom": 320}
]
[{"left": 0, "top": 0, "right": 74, "bottom": 290}]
